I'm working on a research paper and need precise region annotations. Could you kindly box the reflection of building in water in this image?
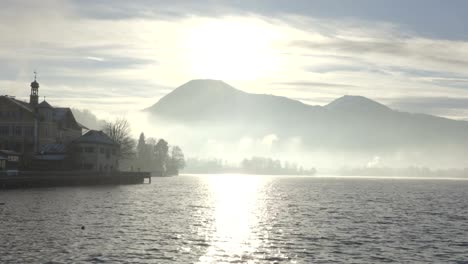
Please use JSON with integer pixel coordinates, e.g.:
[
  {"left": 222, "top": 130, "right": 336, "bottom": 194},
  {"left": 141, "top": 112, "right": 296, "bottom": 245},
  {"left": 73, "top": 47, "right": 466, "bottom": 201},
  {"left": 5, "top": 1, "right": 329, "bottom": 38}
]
[{"left": 0, "top": 75, "right": 119, "bottom": 172}]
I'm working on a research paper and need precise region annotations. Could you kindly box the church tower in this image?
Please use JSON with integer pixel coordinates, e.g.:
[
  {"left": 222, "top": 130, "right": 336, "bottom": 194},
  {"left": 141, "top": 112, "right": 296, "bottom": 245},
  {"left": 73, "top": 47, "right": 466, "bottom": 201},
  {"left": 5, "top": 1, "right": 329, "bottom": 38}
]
[{"left": 30, "top": 71, "right": 39, "bottom": 106}]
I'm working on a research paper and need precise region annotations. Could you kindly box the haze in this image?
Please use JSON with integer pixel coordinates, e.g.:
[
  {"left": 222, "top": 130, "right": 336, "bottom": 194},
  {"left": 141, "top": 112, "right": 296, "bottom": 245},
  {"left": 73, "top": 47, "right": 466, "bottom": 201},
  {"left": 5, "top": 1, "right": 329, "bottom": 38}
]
[{"left": 3, "top": 0, "right": 468, "bottom": 170}]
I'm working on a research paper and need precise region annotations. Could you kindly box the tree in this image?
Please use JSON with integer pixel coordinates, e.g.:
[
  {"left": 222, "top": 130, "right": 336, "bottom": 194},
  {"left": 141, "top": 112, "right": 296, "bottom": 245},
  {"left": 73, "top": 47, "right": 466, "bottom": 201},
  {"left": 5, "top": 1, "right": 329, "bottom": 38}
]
[
  {"left": 154, "top": 139, "right": 169, "bottom": 174},
  {"left": 136, "top": 132, "right": 151, "bottom": 170},
  {"left": 103, "top": 118, "right": 136, "bottom": 160},
  {"left": 137, "top": 132, "right": 146, "bottom": 158},
  {"left": 167, "top": 146, "right": 185, "bottom": 175}
]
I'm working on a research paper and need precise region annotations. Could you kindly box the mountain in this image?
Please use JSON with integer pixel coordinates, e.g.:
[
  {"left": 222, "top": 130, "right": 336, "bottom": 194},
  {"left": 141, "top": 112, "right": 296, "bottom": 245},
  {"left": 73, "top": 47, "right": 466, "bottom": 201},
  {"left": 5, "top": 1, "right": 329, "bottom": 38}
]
[
  {"left": 145, "top": 80, "right": 468, "bottom": 167},
  {"left": 324, "top": 95, "right": 391, "bottom": 113},
  {"left": 145, "top": 79, "right": 316, "bottom": 124}
]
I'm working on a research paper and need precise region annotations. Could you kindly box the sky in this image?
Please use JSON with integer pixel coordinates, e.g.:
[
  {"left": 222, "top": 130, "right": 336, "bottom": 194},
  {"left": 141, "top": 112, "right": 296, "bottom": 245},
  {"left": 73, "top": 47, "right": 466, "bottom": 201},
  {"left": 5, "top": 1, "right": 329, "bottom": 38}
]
[{"left": 2, "top": 0, "right": 468, "bottom": 119}]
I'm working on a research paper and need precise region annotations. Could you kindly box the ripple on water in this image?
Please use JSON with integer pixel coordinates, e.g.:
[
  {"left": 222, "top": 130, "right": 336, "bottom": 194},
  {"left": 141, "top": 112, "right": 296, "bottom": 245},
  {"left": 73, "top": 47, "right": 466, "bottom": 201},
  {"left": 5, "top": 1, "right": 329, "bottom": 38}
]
[{"left": 0, "top": 175, "right": 467, "bottom": 263}]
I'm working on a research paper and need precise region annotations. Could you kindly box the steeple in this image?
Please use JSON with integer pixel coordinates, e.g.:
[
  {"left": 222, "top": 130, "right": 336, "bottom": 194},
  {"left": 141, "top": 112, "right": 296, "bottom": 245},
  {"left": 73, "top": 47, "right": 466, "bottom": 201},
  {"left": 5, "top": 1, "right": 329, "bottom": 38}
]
[{"left": 30, "top": 71, "right": 39, "bottom": 106}]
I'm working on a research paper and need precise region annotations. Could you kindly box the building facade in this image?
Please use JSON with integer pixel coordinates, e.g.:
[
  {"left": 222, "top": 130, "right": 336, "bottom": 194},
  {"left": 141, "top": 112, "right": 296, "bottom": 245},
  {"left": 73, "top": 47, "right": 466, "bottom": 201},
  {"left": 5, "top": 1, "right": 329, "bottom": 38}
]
[
  {"left": 72, "top": 130, "right": 119, "bottom": 172},
  {"left": 0, "top": 77, "right": 84, "bottom": 167}
]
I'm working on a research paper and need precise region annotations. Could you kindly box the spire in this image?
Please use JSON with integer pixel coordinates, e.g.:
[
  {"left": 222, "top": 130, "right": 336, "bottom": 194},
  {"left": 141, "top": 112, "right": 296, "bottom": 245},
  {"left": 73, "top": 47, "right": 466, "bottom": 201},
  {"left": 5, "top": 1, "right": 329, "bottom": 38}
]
[{"left": 30, "top": 71, "right": 39, "bottom": 106}]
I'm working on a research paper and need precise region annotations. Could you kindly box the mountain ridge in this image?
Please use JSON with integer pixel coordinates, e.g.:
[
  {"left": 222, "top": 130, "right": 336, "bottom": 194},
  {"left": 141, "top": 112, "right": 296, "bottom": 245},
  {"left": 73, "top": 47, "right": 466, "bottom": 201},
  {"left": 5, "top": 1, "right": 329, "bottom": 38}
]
[
  {"left": 146, "top": 79, "right": 418, "bottom": 116},
  {"left": 144, "top": 79, "right": 468, "bottom": 167}
]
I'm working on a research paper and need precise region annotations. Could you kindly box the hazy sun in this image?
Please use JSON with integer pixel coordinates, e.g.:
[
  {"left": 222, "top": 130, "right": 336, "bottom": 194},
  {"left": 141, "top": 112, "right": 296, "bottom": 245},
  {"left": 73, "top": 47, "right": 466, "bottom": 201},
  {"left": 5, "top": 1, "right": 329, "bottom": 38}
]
[{"left": 181, "top": 17, "right": 284, "bottom": 81}]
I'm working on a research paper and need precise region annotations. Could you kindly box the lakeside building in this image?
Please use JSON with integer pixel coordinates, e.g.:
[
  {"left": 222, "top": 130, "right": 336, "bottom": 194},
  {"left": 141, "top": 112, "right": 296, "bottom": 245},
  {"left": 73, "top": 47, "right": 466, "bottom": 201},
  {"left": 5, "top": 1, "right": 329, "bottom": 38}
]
[
  {"left": 0, "top": 75, "right": 119, "bottom": 171},
  {"left": 72, "top": 130, "right": 119, "bottom": 172}
]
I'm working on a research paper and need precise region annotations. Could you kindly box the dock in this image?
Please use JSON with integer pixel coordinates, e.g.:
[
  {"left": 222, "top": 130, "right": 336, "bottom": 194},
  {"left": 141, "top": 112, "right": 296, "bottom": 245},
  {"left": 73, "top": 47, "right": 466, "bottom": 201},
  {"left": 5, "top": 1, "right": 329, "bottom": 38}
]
[{"left": 0, "top": 171, "right": 151, "bottom": 189}]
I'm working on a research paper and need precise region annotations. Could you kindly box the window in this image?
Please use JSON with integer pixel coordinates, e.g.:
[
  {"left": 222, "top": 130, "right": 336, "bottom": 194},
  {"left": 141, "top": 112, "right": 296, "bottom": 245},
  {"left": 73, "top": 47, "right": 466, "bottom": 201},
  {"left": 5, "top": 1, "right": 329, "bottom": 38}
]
[
  {"left": 76, "top": 147, "right": 83, "bottom": 153},
  {"left": 24, "top": 126, "right": 34, "bottom": 137},
  {"left": 15, "top": 126, "right": 22, "bottom": 136},
  {"left": 100, "top": 148, "right": 105, "bottom": 154},
  {"left": 83, "top": 163, "right": 94, "bottom": 170},
  {"left": 26, "top": 143, "right": 34, "bottom": 152},
  {"left": 0, "top": 126, "right": 9, "bottom": 136},
  {"left": 15, "top": 143, "right": 22, "bottom": 152},
  {"left": 85, "top": 147, "right": 95, "bottom": 153}
]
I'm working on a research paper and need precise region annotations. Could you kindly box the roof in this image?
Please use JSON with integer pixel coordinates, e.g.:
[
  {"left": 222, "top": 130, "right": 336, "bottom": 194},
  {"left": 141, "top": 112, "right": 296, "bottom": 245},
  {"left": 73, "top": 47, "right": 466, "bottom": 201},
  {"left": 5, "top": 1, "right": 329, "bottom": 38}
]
[
  {"left": 53, "top": 108, "right": 68, "bottom": 121},
  {"left": 0, "top": 96, "right": 83, "bottom": 130},
  {"left": 73, "top": 130, "right": 118, "bottom": 146},
  {"left": 1, "top": 96, "right": 34, "bottom": 113},
  {"left": 53, "top": 107, "right": 86, "bottom": 129},
  {"left": 0, "top": 150, "right": 21, "bottom": 156},
  {"left": 76, "top": 121, "right": 89, "bottom": 130},
  {"left": 39, "top": 143, "right": 66, "bottom": 154},
  {"left": 38, "top": 100, "right": 53, "bottom": 108}
]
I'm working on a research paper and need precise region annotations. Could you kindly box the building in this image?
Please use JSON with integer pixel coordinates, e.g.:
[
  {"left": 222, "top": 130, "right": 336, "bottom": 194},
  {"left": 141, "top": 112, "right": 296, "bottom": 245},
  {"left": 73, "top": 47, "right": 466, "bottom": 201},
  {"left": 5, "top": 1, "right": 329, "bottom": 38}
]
[
  {"left": 0, "top": 75, "right": 85, "bottom": 168},
  {"left": 72, "top": 130, "right": 119, "bottom": 172}
]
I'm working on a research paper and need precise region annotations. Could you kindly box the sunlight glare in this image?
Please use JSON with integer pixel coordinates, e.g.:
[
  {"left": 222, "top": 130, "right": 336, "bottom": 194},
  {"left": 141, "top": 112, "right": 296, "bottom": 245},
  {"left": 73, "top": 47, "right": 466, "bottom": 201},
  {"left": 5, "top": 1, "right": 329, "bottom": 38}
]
[
  {"left": 199, "top": 175, "right": 266, "bottom": 262},
  {"left": 182, "top": 18, "right": 284, "bottom": 81}
]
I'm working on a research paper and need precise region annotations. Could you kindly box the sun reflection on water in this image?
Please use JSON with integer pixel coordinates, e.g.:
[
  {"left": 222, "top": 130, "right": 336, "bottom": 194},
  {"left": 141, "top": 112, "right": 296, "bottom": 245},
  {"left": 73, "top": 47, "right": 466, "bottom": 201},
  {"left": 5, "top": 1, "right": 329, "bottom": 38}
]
[{"left": 198, "top": 175, "right": 268, "bottom": 263}]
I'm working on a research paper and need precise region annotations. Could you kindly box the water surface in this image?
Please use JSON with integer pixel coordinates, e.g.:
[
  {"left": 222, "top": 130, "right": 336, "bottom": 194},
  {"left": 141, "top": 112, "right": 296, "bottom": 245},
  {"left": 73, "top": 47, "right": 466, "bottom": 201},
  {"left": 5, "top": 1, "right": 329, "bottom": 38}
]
[{"left": 1, "top": 175, "right": 467, "bottom": 263}]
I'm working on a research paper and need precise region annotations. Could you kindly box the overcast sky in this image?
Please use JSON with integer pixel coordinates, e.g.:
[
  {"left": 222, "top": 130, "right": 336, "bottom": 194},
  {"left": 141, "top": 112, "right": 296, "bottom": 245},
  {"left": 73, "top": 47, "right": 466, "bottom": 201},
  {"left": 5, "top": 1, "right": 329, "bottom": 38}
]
[{"left": 2, "top": 0, "right": 468, "bottom": 119}]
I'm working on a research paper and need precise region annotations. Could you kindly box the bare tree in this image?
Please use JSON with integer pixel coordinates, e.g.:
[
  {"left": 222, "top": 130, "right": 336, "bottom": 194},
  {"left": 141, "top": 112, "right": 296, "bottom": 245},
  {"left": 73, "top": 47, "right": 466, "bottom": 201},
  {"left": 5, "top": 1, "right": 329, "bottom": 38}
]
[{"left": 103, "top": 118, "right": 136, "bottom": 160}]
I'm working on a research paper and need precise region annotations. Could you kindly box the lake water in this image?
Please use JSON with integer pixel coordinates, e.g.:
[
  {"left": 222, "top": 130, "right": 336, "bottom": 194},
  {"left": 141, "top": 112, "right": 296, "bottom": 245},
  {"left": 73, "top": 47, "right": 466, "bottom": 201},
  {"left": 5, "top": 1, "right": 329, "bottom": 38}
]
[{"left": 1, "top": 175, "right": 467, "bottom": 263}]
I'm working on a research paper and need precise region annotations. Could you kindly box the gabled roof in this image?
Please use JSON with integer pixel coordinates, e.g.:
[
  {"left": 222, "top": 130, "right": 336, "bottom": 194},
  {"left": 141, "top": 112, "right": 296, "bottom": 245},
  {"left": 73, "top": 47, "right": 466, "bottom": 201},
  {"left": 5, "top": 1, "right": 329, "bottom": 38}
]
[
  {"left": 53, "top": 107, "right": 69, "bottom": 121},
  {"left": 0, "top": 96, "right": 84, "bottom": 130},
  {"left": 1, "top": 96, "right": 34, "bottom": 113},
  {"left": 38, "top": 100, "right": 53, "bottom": 108},
  {"left": 53, "top": 107, "right": 86, "bottom": 129},
  {"left": 73, "top": 130, "right": 118, "bottom": 146},
  {"left": 76, "top": 122, "right": 89, "bottom": 130}
]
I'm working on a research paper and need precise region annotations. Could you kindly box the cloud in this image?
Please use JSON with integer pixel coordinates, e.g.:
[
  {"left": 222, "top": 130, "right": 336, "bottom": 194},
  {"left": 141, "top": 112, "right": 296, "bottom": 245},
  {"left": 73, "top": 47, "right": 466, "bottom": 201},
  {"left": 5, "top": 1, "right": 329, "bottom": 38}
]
[
  {"left": 291, "top": 37, "right": 468, "bottom": 71},
  {"left": 69, "top": 0, "right": 239, "bottom": 20},
  {"left": 271, "top": 81, "right": 357, "bottom": 88},
  {"left": 2, "top": 1, "right": 468, "bottom": 120}
]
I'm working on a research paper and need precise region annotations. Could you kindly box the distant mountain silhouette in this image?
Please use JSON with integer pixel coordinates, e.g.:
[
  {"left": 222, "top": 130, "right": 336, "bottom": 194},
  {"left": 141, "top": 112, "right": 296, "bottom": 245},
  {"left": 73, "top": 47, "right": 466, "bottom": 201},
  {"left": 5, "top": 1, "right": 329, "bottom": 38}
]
[
  {"left": 145, "top": 79, "right": 316, "bottom": 124},
  {"left": 145, "top": 80, "right": 468, "bottom": 163},
  {"left": 324, "top": 95, "right": 391, "bottom": 113}
]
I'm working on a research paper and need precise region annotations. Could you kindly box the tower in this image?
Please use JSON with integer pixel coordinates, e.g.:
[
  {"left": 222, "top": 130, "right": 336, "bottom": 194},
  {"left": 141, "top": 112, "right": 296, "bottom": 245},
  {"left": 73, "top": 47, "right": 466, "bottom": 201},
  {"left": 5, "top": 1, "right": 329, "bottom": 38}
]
[{"left": 30, "top": 71, "right": 39, "bottom": 106}]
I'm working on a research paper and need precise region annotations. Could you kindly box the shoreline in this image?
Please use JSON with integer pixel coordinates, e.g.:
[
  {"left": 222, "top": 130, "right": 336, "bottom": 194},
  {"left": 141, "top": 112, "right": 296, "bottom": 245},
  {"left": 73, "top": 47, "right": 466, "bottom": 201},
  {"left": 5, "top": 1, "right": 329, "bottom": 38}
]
[{"left": 0, "top": 171, "right": 151, "bottom": 189}]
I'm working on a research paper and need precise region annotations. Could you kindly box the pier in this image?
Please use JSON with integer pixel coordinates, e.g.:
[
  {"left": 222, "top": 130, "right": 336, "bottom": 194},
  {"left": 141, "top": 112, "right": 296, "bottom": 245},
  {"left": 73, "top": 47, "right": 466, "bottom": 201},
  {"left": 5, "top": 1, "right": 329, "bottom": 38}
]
[{"left": 0, "top": 171, "right": 151, "bottom": 189}]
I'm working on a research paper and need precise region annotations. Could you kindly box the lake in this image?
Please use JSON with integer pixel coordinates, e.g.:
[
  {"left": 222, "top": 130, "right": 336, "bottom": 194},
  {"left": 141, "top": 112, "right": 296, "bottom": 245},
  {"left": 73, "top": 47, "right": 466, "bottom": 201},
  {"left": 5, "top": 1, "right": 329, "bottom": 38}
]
[{"left": 1, "top": 175, "right": 467, "bottom": 263}]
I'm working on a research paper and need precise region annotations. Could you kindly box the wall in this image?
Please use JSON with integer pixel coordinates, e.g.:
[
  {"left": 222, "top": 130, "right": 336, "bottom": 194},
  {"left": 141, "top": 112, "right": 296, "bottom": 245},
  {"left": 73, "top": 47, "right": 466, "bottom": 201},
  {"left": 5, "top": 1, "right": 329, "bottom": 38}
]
[
  {"left": 74, "top": 143, "right": 119, "bottom": 171},
  {"left": 0, "top": 97, "right": 36, "bottom": 153}
]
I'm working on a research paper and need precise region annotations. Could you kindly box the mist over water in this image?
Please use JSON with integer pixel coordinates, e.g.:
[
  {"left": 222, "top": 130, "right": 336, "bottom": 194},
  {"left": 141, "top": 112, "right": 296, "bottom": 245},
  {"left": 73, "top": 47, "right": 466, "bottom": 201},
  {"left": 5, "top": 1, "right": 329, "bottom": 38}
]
[
  {"left": 73, "top": 79, "right": 468, "bottom": 171},
  {"left": 1, "top": 175, "right": 467, "bottom": 263},
  {"left": 128, "top": 80, "right": 468, "bottom": 170}
]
